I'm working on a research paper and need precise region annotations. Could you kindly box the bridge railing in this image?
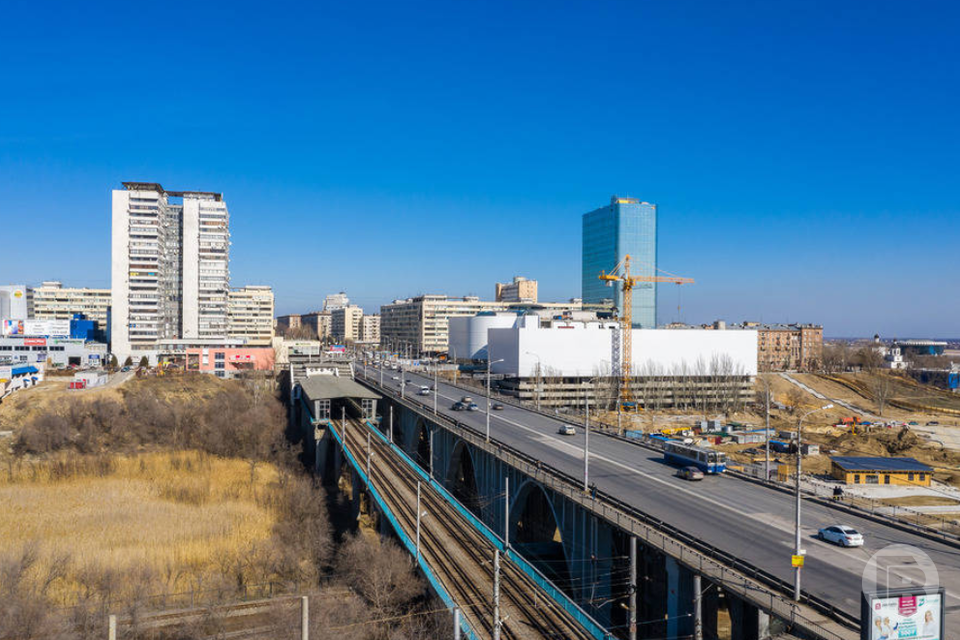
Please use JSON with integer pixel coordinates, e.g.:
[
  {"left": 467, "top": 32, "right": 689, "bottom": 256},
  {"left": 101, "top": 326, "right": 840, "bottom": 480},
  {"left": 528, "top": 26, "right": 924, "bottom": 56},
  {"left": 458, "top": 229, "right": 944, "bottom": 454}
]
[{"left": 365, "top": 376, "right": 860, "bottom": 640}]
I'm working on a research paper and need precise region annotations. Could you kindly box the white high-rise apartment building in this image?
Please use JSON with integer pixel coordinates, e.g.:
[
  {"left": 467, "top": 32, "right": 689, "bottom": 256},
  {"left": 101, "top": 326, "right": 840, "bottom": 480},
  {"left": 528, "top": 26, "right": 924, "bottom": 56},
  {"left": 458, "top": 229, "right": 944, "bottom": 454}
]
[{"left": 111, "top": 182, "right": 230, "bottom": 363}]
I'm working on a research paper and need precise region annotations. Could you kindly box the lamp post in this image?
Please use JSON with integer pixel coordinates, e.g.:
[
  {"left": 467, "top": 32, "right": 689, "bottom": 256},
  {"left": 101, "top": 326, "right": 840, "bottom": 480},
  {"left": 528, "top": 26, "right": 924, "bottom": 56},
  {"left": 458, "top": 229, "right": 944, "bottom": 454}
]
[
  {"left": 486, "top": 358, "right": 505, "bottom": 443},
  {"left": 794, "top": 402, "right": 833, "bottom": 600}
]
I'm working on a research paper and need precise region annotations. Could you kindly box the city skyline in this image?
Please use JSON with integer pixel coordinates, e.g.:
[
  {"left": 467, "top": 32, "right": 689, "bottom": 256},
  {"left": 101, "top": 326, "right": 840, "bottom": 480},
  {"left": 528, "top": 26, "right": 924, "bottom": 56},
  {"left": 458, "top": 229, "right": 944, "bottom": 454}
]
[{"left": 2, "top": 1, "right": 959, "bottom": 337}]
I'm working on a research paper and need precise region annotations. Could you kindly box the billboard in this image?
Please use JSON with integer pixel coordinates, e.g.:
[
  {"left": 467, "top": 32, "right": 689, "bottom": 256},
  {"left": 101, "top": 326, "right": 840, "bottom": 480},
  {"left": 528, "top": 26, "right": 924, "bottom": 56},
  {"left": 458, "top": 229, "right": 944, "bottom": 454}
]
[
  {"left": 24, "top": 319, "right": 70, "bottom": 337},
  {"left": 862, "top": 588, "right": 944, "bottom": 640},
  {"left": 24, "top": 338, "right": 47, "bottom": 346},
  {"left": 2, "top": 320, "right": 24, "bottom": 336}
]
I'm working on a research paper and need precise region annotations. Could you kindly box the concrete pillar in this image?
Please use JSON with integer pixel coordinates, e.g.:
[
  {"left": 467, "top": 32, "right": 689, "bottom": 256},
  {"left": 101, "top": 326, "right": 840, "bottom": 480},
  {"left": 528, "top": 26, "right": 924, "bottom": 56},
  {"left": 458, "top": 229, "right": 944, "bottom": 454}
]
[
  {"left": 665, "top": 557, "right": 695, "bottom": 640},
  {"left": 333, "top": 441, "right": 343, "bottom": 485},
  {"left": 702, "top": 580, "right": 719, "bottom": 640},
  {"left": 728, "top": 594, "right": 770, "bottom": 640},
  {"left": 350, "top": 467, "right": 361, "bottom": 525},
  {"left": 666, "top": 557, "right": 680, "bottom": 640}
]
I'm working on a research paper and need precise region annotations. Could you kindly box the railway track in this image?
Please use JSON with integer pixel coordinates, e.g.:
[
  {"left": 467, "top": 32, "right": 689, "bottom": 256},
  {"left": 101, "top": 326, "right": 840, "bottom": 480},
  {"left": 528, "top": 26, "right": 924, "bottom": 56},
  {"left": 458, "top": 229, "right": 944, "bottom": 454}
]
[{"left": 340, "top": 418, "right": 596, "bottom": 640}]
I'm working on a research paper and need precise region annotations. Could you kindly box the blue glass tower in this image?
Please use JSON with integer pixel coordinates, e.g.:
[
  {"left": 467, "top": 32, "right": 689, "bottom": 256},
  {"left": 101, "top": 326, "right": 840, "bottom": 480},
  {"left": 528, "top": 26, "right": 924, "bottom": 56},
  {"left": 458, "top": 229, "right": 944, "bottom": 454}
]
[{"left": 582, "top": 196, "right": 658, "bottom": 328}]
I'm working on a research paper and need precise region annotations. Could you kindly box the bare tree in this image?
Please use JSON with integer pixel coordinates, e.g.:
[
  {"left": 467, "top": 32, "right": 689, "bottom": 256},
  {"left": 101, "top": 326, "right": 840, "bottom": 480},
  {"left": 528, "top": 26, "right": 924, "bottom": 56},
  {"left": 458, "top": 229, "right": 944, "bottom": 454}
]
[
  {"left": 335, "top": 535, "right": 425, "bottom": 619},
  {"left": 786, "top": 386, "right": 806, "bottom": 416},
  {"left": 871, "top": 372, "right": 895, "bottom": 416}
]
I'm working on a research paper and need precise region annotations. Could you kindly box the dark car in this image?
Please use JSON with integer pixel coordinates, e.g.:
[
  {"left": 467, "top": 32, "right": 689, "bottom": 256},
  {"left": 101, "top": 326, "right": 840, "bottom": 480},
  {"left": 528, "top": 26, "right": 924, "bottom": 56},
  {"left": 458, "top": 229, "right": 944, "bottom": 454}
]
[
  {"left": 451, "top": 402, "right": 466, "bottom": 411},
  {"left": 676, "top": 466, "right": 704, "bottom": 481},
  {"left": 492, "top": 403, "right": 504, "bottom": 411}
]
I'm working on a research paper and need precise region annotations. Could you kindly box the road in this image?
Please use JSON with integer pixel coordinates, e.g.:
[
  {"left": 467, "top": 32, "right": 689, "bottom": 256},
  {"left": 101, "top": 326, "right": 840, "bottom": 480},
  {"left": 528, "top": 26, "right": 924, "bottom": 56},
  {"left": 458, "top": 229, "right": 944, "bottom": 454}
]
[{"left": 359, "top": 364, "right": 960, "bottom": 629}]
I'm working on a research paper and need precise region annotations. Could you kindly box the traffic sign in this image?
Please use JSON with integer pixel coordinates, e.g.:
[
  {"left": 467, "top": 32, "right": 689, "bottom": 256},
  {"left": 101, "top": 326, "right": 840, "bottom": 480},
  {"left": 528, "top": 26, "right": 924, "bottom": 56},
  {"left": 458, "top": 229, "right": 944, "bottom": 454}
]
[{"left": 792, "top": 555, "right": 805, "bottom": 567}]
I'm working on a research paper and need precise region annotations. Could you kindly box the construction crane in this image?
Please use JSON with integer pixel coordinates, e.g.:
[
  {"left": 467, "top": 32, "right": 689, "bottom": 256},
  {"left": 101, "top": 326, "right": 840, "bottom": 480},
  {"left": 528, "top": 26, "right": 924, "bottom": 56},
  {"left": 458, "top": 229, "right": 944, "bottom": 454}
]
[{"left": 598, "top": 254, "right": 694, "bottom": 409}]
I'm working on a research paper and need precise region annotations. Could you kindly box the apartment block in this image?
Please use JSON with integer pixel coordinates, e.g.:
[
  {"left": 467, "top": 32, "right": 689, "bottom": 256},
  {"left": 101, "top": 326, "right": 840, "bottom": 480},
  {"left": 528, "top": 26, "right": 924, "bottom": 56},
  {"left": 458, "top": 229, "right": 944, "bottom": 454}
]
[
  {"left": 332, "top": 305, "right": 364, "bottom": 343},
  {"left": 754, "top": 323, "right": 823, "bottom": 372},
  {"left": 302, "top": 311, "right": 333, "bottom": 340},
  {"left": 111, "top": 182, "right": 230, "bottom": 363},
  {"left": 323, "top": 292, "right": 349, "bottom": 311},
  {"left": 495, "top": 276, "right": 538, "bottom": 303},
  {"left": 380, "top": 295, "right": 582, "bottom": 356},
  {"left": 360, "top": 314, "right": 380, "bottom": 344},
  {"left": 32, "top": 281, "right": 111, "bottom": 332},
  {"left": 227, "top": 286, "right": 274, "bottom": 345}
]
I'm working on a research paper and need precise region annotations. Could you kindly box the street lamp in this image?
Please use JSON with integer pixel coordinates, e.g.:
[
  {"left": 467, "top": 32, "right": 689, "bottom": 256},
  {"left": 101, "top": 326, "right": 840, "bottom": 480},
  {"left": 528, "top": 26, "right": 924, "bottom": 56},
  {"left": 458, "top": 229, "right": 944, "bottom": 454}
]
[
  {"left": 525, "top": 351, "right": 542, "bottom": 411},
  {"left": 486, "top": 357, "right": 505, "bottom": 442},
  {"left": 794, "top": 402, "right": 833, "bottom": 601}
]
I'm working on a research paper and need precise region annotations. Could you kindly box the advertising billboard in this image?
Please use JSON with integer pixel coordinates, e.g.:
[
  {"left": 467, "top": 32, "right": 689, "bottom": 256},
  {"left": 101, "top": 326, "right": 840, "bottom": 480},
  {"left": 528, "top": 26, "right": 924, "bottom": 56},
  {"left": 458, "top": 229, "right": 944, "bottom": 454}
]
[
  {"left": 2, "top": 320, "right": 24, "bottom": 336},
  {"left": 24, "top": 319, "right": 70, "bottom": 337},
  {"left": 24, "top": 338, "right": 47, "bottom": 347},
  {"left": 862, "top": 588, "right": 944, "bottom": 640}
]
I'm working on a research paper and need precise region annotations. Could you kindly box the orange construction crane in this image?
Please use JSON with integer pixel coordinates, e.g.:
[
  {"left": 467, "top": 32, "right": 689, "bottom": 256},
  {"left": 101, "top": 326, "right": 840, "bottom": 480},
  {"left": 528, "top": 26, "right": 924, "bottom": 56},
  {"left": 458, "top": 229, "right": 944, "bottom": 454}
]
[{"left": 598, "top": 254, "right": 694, "bottom": 408}]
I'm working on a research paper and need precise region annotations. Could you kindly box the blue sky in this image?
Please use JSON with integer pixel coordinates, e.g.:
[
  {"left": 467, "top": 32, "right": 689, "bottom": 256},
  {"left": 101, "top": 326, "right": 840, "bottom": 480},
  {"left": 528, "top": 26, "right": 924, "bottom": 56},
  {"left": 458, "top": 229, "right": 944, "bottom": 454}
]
[{"left": 1, "top": 1, "right": 957, "bottom": 337}]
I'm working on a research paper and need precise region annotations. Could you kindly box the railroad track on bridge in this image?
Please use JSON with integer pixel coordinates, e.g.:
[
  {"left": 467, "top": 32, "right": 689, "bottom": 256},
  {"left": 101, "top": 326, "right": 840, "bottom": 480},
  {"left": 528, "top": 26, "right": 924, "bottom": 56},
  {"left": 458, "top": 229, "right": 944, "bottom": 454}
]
[{"left": 339, "top": 417, "right": 596, "bottom": 640}]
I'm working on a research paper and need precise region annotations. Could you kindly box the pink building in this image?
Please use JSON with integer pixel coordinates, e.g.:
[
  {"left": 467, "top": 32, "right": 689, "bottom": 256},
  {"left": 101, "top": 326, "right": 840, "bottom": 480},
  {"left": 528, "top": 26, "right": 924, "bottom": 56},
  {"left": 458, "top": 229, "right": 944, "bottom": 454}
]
[{"left": 185, "top": 346, "right": 274, "bottom": 378}]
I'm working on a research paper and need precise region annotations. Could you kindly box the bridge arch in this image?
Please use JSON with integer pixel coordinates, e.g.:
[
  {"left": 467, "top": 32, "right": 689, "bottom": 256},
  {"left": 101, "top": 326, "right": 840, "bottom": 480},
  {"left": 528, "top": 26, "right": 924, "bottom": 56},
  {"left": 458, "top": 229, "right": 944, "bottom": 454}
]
[
  {"left": 511, "top": 478, "right": 571, "bottom": 592},
  {"left": 446, "top": 439, "right": 481, "bottom": 515}
]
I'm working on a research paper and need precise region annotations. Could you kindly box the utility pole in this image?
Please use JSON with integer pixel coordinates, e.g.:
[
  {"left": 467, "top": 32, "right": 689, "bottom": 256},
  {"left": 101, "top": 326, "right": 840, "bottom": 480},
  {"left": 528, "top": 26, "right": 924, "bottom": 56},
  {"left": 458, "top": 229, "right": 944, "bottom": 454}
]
[
  {"left": 366, "top": 431, "right": 371, "bottom": 478},
  {"left": 388, "top": 405, "right": 393, "bottom": 443},
  {"left": 416, "top": 481, "right": 422, "bottom": 563},
  {"left": 429, "top": 428, "right": 434, "bottom": 480},
  {"left": 794, "top": 403, "right": 833, "bottom": 600},
  {"left": 504, "top": 475, "right": 510, "bottom": 550},
  {"left": 401, "top": 368, "right": 405, "bottom": 399},
  {"left": 584, "top": 396, "right": 590, "bottom": 492},
  {"left": 693, "top": 574, "right": 703, "bottom": 640},
  {"left": 453, "top": 607, "right": 461, "bottom": 640},
  {"left": 108, "top": 615, "right": 117, "bottom": 640},
  {"left": 486, "top": 358, "right": 492, "bottom": 443},
  {"left": 434, "top": 365, "right": 438, "bottom": 415},
  {"left": 301, "top": 595, "right": 309, "bottom": 640},
  {"left": 493, "top": 549, "right": 502, "bottom": 640},
  {"left": 764, "top": 377, "right": 771, "bottom": 482},
  {"left": 341, "top": 406, "right": 346, "bottom": 441},
  {"left": 629, "top": 537, "right": 637, "bottom": 640}
]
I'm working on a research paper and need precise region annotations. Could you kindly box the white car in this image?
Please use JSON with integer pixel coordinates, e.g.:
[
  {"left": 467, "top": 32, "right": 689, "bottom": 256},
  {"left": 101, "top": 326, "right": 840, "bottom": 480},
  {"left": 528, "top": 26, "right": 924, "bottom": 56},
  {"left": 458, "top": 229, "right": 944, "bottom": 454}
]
[
  {"left": 557, "top": 425, "right": 577, "bottom": 436},
  {"left": 391, "top": 376, "right": 399, "bottom": 381},
  {"left": 817, "top": 525, "right": 864, "bottom": 547}
]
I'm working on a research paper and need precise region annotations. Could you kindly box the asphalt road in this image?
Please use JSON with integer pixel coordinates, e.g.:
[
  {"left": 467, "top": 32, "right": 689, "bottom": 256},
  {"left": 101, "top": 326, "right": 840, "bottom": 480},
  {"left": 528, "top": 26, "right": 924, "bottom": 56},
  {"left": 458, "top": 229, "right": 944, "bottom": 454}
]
[{"left": 359, "top": 364, "right": 960, "bottom": 628}]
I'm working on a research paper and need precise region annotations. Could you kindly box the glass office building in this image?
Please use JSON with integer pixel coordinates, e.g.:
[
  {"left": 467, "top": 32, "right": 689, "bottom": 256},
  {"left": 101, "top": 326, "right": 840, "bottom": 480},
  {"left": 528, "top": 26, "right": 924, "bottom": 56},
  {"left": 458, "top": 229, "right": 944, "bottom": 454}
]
[{"left": 582, "top": 196, "right": 658, "bottom": 328}]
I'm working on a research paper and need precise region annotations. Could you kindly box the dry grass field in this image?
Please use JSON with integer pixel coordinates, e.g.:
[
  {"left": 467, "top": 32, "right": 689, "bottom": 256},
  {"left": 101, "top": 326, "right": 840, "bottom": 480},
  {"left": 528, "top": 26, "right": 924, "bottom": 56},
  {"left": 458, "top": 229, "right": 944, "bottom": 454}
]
[{"left": 0, "top": 450, "right": 279, "bottom": 605}]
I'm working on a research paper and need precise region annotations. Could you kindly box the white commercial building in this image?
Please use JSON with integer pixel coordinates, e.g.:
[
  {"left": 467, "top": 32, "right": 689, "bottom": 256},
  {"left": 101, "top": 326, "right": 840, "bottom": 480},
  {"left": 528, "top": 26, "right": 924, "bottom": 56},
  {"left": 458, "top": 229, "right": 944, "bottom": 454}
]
[
  {"left": 111, "top": 182, "right": 232, "bottom": 364},
  {"left": 228, "top": 285, "right": 275, "bottom": 345},
  {"left": 0, "top": 285, "right": 31, "bottom": 325},
  {"left": 453, "top": 314, "right": 758, "bottom": 408}
]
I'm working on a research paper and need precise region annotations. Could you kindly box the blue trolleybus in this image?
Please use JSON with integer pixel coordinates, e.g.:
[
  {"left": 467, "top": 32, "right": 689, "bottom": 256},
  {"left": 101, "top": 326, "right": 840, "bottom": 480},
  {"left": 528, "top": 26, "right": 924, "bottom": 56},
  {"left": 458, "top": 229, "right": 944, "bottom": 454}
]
[{"left": 663, "top": 441, "right": 727, "bottom": 474}]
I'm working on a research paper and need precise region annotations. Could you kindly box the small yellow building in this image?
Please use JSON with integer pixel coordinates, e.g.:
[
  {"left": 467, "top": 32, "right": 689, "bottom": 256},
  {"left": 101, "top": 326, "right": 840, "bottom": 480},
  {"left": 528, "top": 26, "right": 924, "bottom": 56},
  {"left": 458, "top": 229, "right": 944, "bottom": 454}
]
[{"left": 830, "top": 456, "right": 933, "bottom": 487}]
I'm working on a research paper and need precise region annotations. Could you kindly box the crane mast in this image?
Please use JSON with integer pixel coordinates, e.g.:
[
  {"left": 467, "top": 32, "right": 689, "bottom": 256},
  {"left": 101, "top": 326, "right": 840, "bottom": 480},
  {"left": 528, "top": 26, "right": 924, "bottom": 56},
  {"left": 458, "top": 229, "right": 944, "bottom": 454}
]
[{"left": 598, "top": 255, "right": 693, "bottom": 410}]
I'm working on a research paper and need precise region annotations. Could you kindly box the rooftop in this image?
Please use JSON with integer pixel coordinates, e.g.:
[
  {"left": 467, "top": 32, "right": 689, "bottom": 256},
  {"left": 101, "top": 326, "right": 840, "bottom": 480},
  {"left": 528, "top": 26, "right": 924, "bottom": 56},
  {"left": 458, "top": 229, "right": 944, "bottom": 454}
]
[
  {"left": 299, "top": 375, "right": 380, "bottom": 402},
  {"left": 830, "top": 456, "right": 932, "bottom": 472}
]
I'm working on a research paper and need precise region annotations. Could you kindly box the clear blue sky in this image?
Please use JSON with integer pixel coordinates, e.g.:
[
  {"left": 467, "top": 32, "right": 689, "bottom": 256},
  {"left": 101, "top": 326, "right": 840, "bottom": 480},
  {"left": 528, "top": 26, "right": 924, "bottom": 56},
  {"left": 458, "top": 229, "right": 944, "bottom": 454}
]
[{"left": 1, "top": 1, "right": 957, "bottom": 338}]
